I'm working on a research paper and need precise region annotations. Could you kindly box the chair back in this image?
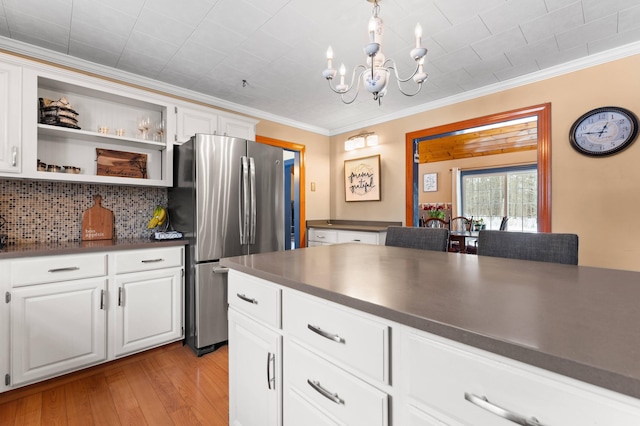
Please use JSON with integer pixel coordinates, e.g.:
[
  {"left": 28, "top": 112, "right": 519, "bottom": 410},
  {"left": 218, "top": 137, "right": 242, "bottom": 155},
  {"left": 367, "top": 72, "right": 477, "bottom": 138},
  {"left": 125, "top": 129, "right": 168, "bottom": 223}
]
[
  {"left": 477, "top": 230, "right": 578, "bottom": 265},
  {"left": 385, "top": 226, "right": 450, "bottom": 252},
  {"left": 499, "top": 216, "right": 509, "bottom": 231},
  {"left": 450, "top": 216, "right": 471, "bottom": 232},
  {"left": 423, "top": 218, "right": 449, "bottom": 229}
]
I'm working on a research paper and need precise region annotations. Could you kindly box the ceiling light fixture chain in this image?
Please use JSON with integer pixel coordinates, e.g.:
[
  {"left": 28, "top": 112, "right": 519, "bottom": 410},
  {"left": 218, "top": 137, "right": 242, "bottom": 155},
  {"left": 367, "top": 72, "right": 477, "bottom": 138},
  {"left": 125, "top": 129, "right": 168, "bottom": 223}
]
[{"left": 322, "top": 0, "right": 428, "bottom": 105}]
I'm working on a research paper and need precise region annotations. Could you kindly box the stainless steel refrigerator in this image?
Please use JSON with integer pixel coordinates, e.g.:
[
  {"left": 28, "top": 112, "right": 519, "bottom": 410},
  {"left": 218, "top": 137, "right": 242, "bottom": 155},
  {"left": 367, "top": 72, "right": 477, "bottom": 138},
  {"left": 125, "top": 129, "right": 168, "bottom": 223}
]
[{"left": 169, "top": 134, "right": 284, "bottom": 356}]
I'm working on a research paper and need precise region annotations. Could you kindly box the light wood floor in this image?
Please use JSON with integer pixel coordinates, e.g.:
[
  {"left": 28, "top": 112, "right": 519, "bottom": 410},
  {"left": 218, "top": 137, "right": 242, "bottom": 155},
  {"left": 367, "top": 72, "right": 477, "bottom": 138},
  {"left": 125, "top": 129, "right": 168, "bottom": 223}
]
[{"left": 0, "top": 342, "right": 229, "bottom": 425}]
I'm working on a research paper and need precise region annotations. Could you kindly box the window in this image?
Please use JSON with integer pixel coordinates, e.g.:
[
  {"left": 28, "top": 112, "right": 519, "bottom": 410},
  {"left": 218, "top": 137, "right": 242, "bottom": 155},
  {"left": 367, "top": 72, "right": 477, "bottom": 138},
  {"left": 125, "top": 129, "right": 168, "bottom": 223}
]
[{"left": 461, "top": 165, "right": 537, "bottom": 232}]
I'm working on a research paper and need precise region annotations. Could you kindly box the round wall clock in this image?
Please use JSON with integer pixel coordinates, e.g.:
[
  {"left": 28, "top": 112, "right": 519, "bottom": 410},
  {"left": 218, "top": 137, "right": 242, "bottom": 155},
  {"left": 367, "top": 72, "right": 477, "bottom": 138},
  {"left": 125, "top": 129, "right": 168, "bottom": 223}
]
[{"left": 569, "top": 106, "right": 639, "bottom": 156}]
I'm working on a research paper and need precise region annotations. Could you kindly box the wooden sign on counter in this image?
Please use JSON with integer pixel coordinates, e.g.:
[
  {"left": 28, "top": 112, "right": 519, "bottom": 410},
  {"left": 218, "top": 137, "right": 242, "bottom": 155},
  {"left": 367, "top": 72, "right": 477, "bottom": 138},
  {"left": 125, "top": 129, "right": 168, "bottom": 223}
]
[{"left": 82, "top": 194, "right": 114, "bottom": 241}]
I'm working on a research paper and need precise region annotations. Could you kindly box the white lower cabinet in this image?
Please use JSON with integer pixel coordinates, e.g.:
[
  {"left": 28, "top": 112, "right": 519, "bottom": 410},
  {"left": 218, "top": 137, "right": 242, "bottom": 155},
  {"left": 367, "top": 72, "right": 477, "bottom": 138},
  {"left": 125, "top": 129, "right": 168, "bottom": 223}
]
[
  {"left": 10, "top": 277, "right": 107, "bottom": 386},
  {"left": 401, "top": 330, "right": 640, "bottom": 426},
  {"left": 227, "top": 271, "right": 640, "bottom": 426},
  {"left": 229, "top": 308, "right": 282, "bottom": 426},
  {"left": 112, "top": 268, "right": 183, "bottom": 358},
  {"left": 1, "top": 245, "right": 185, "bottom": 392},
  {"left": 307, "top": 228, "right": 386, "bottom": 246}
]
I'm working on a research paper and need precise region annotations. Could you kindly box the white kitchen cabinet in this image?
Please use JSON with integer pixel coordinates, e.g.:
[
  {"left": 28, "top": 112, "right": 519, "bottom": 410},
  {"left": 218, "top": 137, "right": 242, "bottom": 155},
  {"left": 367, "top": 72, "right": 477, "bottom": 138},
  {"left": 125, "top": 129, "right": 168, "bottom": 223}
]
[
  {"left": 175, "top": 105, "right": 218, "bottom": 144},
  {"left": 228, "top": 270, "right": 282, "bottom": 426},
  {"left": 0, "top": 60, "right": 22, "bottom": 174},
  {"left": 1, "top": 245, "right": 185, "bottom": 393},
  {"left": 218, "top": 112, "right": 257, "bottom": 140},
  {"left": 9, "top": 278, "right": 107, "bottom": 387},
  {"left": 401, "top": 330, "right": 640, "bottom": 426},
  {"left": 112, "top": 268, "right": 183, "bottom": 358},
  {"left": 175, "top": 105, "right": 257, "bottom": 144},
  {"left": 111, "top": 246, "right": 184, "bottom": 358},
  {"left": 20, "top": 66, "right": 175, "bottom": 186},
  {"left": 307, "top": 227, "right": 386, "bottom": 246}
]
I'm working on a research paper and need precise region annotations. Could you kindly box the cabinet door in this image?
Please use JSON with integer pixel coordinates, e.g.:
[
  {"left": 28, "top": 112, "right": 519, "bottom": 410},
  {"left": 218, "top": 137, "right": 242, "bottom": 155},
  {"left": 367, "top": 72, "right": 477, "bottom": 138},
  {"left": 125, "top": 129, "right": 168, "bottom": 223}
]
[
  {"left": 0, "top": 61, "right": 22, "bottom": 174},
  {"left": 176, "top": 106, "right": 218, "bottom": 144},
  {"left": 218, "top": 114, "right": 256, "bottom": 140},
  {"left": 112, "top": 268, "right": 183, "bottom": 357},
  {"left": 10, "top": 278, "right": 107, "bottom": 386},
  {"left": 229, "top": 309, "right": 281, "bottom": 426}
]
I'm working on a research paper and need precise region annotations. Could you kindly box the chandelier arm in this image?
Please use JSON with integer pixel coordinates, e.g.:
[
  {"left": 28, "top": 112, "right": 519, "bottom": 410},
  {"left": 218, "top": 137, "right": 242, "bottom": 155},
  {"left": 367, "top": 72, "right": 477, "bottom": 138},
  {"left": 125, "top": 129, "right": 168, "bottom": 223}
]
[
  {"left": 393, "top": 80, "right": 424, "bottom": 97},
  {"left": 339, "top": 70, "right": 366, "bottom": 104},
  {"left": 326, "top": 64, "right": 368, "bottom": 95},
  {"left": 383, "top": 59, "right": 421, "bottom": 83}
]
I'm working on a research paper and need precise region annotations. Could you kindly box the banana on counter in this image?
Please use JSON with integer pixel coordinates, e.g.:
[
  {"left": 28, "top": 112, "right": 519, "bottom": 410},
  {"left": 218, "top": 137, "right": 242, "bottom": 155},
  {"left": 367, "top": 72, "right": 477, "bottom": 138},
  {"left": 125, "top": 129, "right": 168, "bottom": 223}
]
[{"left": 147, "top": 205, "right": 167, "bottom": 229}]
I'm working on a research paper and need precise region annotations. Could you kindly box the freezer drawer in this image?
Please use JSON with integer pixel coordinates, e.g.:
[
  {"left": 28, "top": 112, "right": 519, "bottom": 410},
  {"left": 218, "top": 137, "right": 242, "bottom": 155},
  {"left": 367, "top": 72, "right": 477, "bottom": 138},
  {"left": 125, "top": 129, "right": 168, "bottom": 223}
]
[{"left": 195, "top": 262, "right": 228, "bottom": 349}]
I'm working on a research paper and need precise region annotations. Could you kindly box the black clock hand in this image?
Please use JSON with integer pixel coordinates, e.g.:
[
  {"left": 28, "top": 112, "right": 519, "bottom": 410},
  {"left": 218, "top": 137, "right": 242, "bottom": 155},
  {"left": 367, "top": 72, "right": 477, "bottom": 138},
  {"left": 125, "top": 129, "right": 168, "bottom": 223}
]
[{"left": 597, "top": 122, "right": 609, "bottom": 138}]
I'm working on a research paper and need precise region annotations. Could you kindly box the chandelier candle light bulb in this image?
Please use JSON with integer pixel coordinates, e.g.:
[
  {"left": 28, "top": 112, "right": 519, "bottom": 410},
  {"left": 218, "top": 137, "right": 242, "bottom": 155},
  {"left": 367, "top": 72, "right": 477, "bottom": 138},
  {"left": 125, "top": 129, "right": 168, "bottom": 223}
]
[{"left": 322, "top": 0, "right": 429, "bottom": 104}]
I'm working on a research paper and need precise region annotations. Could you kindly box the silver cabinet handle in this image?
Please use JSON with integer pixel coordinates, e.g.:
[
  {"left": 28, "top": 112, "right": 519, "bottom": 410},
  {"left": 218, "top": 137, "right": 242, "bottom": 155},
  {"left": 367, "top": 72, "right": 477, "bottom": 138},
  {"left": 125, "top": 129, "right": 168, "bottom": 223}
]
[
  {"left": 100, "top": 289, "right": 105, "bottom": 310},
  {"left": 11, "top": 146, "right": 17, "bottom": 167},
  {"left": 317, "top": 235, "right": 325, "bottom": 239},
  {"left": 266, "top": 352, "right": 275, "bottom": 390},
  {"left": 213, "top": 266, "right": 229, "bottom": 274},
  {"left": 307, "top": 380, "right": 344, "bottom": 405},
  {"left": 118, "top": 287, "right": 123, "bottom": 306},
  {"left": 236, "top": 293, "right": 258, "bottom": 304},
  {"left": 48, "top": 266, "right": 80, "bottom": 273},
  {"left": 141, "top": 258, "right": 164, "bottom": 263},
  {"left": 307, "top": 324, "right": 345, "bottom": 344},
  {"left": 464, "top": 392, "right": 544, "bottom": 426}
]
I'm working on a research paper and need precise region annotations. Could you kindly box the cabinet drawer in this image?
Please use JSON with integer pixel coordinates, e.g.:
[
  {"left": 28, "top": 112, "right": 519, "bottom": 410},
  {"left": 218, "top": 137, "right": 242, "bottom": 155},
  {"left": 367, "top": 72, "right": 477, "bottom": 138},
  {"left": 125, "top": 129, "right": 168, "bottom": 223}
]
[
  {"left": 283, "top": 290, "right": 389, "bottom": 384},
  {"left": 308, "top": 228, "right": 338, "bottom": 244},
  {"left": 285, "top": 341, "right": 388, "bottom": 426},
  {"left": 404, "top": 331, "right": 640, "bottom": 426},
  {"left": 10, "top": 253, "right": 107, "bottom": 287},
  {"left": 228, "top": 270, "right": 281, "bottom": 329},
  {"left": 336, "top": 230, "right": 379, "bottom": 245},
  {"left": 113, "top": 246, "right": 183, "bottom": 274}
]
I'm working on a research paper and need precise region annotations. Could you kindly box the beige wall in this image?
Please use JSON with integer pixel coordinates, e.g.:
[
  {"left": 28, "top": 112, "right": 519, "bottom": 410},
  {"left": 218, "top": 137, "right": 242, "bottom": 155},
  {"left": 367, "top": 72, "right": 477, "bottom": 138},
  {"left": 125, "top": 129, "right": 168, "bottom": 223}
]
[
  {"left": 328, "top": 54, "right": 640, "bottom": 271},
  {"left": 256, "top": 120, "right": 331, "bottom": 221}
]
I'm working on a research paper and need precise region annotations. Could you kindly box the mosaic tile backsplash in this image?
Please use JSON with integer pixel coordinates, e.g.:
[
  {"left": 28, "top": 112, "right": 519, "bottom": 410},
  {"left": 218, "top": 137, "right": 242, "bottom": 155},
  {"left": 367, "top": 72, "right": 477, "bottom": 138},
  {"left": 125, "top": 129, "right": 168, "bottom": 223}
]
[{"left": 0, "top": 180, "right": 168, "bottom": 244}]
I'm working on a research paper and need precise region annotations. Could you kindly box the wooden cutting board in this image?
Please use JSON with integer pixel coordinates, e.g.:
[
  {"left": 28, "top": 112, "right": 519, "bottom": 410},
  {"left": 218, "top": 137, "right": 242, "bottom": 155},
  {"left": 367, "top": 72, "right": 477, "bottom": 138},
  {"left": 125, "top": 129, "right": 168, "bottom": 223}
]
[{"left": 82, "top": 194, "right": 114, "bottom": 241}]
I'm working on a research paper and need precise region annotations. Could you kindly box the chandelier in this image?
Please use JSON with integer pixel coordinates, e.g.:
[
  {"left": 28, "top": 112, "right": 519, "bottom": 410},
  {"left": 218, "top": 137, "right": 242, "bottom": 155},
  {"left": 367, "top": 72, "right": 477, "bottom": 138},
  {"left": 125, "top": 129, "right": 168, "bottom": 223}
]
[{"left": 322, "top": 0, "right": 428, "bottom": 104}]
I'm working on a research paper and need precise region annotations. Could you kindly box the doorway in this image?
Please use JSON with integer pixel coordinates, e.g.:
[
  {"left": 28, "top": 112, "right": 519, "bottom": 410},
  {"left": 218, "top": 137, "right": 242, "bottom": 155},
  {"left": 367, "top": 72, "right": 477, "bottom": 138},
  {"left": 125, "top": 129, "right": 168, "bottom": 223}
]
[
  {"left": 405, "top": 103, "right": 551, "bottom": 232},
  {"left": 256, "top": 136, "right": 306, "bottom": 248}
]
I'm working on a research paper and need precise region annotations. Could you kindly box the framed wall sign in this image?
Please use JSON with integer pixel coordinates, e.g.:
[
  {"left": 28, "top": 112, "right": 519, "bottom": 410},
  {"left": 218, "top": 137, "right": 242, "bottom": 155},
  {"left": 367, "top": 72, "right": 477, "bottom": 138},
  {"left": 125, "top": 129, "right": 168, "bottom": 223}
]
[
  {"left": 344, "top": 154, "right": 381, "bottom": 202},
  {"left": 423, "top": 172, "right": 437, "bottom": 192}
]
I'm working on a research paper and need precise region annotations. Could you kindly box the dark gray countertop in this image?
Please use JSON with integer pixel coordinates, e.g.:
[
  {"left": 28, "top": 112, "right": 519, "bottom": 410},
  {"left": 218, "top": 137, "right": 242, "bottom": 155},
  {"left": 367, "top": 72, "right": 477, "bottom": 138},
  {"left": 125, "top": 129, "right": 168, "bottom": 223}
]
[
  {"left": 221, "top": 243, "right": 640, "bottom": 400},
  {"left": 0, "top": 238, "right": 186, "bottom": 259},
  {"left": 307, "top": 219, "right": 402, "bottom": 232}
]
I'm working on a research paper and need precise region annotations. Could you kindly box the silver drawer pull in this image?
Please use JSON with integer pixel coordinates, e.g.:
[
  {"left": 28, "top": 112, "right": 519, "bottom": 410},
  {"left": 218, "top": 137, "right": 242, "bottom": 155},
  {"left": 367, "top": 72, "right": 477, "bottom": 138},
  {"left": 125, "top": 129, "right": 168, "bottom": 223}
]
[
  {"left": 141, "top": 258, "right": 164, "bottom": 263},
  {"left": 48, "top": 266, "right": 80, "bottom": 273},
  {"left": 464, "top": 392, "right": 544, "bottom": 426},
  {"left": 236, "top": 293, "right": 258, "bottom": 304},
  {"left": 307, "top": 380, "right": 344, "bottom": 405},
  {"left": 307, "top": 324, "right": 345, "bottom": 344}
]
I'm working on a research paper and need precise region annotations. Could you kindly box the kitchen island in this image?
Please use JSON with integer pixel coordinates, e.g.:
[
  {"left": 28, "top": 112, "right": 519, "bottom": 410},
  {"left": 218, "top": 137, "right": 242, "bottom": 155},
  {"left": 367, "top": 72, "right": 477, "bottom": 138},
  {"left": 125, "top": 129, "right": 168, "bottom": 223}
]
[{"left": 222, "top": 243, "right": 640, "bottom": 425}]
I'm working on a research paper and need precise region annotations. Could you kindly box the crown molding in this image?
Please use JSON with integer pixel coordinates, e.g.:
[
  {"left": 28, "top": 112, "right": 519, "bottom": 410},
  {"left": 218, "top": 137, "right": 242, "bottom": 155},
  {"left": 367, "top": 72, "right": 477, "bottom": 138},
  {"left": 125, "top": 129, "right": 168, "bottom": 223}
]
[
  {"left": 1, "top": 35, "right": 639, "bottom": 138},
  {"left": 0, "top": 36, "right": 331, "bottom": 136},
  {"left": 328, "top": 40, "right": 640, "bottom": 136}
]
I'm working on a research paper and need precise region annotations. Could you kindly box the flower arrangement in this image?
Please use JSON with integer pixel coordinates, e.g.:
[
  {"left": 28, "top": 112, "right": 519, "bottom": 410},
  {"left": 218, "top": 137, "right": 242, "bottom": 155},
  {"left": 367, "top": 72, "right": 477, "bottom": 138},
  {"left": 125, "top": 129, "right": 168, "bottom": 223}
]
[{"left": 423, "top": 203, "right": 447, "bottom": 220}]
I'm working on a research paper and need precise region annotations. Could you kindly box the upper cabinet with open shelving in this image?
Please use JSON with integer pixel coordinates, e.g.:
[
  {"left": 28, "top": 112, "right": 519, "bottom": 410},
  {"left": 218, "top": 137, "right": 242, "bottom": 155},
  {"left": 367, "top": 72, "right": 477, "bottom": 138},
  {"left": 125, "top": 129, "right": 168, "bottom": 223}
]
[
  {"left": 20, "top": 68, "right": 175, "bottom": 187},
  {"left": 0, "top": 52, "right": 260, "bottom": 187}
]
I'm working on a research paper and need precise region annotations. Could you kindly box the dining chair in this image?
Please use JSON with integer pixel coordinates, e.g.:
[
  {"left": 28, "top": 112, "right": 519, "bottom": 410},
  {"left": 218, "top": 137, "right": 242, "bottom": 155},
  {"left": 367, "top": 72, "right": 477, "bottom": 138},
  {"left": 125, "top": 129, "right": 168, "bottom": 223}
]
[
  {"left": 477, "top": 230, "right": 579, "bottom": 265},
  {"left": 449, "top": 216, "right": 470, "bottom": 252},
  {"left": 385, "top": 226, "right": 450, "bottom": 252}
]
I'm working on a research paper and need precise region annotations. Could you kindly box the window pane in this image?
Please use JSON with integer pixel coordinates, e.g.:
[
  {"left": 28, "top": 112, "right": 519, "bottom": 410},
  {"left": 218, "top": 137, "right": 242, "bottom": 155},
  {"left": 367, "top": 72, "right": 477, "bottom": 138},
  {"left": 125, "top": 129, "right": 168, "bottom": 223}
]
[{"left": 461, "top": 166, "right": 537, "bottom": 231}]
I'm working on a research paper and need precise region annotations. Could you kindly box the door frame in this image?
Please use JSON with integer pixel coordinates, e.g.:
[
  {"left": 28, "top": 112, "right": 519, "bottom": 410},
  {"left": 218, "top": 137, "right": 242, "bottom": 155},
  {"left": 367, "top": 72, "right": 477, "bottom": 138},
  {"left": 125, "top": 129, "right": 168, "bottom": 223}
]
[
  {"left": 405, "top": 103, "right": 551, "bottom": 232},
  {"left": 256, "top": 135, "right": 306, "bottom": 248}
]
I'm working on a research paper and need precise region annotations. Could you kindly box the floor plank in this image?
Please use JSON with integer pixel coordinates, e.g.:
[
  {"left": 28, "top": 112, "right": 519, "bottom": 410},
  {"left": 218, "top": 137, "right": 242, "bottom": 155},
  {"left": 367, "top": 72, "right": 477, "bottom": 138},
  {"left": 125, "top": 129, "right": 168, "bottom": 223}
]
[{"left": 0, "top": 342, "right": 229, "bottom": 426}]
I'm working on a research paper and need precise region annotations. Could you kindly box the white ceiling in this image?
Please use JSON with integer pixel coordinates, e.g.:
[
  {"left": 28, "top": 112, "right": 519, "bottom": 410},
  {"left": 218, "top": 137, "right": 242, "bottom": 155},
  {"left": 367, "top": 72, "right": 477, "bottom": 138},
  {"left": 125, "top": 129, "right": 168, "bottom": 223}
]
[{"left": 1, "top": 0, "right": 640, "bottom": 135}]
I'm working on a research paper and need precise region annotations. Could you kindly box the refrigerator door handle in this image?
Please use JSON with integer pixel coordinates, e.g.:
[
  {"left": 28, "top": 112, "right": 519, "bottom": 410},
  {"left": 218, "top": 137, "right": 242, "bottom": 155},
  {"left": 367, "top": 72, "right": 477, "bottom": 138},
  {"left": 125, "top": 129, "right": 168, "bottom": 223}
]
[
  {"left": 240, "top": 156, "right": 250, "bottom": 245},
  {"left": 249, "top": 156, "right": 257, "bottom": 244}
]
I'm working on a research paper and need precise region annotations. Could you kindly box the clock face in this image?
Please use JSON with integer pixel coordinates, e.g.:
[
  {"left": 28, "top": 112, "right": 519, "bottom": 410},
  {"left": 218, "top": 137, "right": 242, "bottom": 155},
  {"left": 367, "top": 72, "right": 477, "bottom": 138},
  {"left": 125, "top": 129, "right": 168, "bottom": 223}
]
[{"left": 570, "top": 107, "right": 639, "bottom": 156}]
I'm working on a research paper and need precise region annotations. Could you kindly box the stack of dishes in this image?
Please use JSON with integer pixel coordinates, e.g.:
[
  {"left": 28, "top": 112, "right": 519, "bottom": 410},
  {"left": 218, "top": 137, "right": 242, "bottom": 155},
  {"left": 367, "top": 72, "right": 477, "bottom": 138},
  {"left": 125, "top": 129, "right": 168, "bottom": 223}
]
[{"left": 39, "top": 97, "right": 81, "bottom": 129}]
